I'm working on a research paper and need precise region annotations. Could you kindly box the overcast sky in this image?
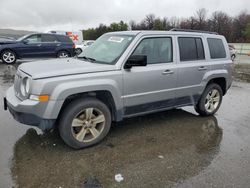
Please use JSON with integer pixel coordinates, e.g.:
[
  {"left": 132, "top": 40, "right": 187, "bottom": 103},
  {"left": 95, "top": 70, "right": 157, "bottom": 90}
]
[{"left": 0, "top": 0, "right": 249, "bottom": 32}]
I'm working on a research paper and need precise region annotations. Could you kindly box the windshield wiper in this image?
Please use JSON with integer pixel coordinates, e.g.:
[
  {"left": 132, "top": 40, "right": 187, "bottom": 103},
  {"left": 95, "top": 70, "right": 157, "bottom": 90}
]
[{"left": 79, "top": 56, "right": 96, "bottom": 63}]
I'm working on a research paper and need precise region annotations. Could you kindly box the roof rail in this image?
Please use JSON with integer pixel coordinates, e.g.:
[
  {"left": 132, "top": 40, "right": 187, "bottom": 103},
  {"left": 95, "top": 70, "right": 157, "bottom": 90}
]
[{"left": 170, "top": 28, "right": 218, "bottom": 35}]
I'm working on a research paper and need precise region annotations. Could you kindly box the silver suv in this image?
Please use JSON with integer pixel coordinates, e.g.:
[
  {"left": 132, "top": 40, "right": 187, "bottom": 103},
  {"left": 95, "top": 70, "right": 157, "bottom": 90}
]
[{"left": 4, "top": 30, "right": 233, "bottom": 149}]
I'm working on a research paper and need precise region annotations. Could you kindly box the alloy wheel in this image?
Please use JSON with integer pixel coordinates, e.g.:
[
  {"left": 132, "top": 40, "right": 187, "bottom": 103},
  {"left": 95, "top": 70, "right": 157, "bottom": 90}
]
[
  {"left": 59, "top": 52, "right": 69, "bottom": 58},
  {"left": 71, "top": 107, "right": 106, "bottom": 143},
  {"left": 204, "top": 89, "right": 221, "bottom": 113},
  {"left": 2, "top": 51, "right": 15, "bottom": 64}
]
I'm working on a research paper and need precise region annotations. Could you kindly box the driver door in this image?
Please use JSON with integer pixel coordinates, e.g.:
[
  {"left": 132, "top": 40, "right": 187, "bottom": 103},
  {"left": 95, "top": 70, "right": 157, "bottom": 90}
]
[
  {"left": 19, "top": 34, "right": 42, "bottom": 58},
  {"left": 122, "top": 37, "right": 177, "bottom": 116}
]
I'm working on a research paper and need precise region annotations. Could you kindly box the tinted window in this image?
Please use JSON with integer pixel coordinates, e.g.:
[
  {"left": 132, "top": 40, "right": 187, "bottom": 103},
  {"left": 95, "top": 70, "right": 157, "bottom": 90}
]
[
  {"left": 42, "top": 34, "right": 58, "bottom": 42},
  {"left": 207, "top": 38, "right": 226, "bottom": 59},
  {"left": 178, "top": 37, "right": 205, "bottom": 61},
  {"left": 26, "top": 34, "right": 41, "bottom": 43},
  {"left": 56, "top": 35, "right": 73, "bottom": 43},
  {"left": 132, "top": 37, "right": 172, "bottom": 64}
]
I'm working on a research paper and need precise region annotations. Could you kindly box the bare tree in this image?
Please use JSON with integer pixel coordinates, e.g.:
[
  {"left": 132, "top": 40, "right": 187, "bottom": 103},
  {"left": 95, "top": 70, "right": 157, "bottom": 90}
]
[
  {"left": 169, "top": 17, "right": 180, "bottom": 29},
  {"left": 144, "top": 14, "right": 156, "bottom": 30},
  {"left": 195, "top": 8, "right": 208, "bottom": 30}
]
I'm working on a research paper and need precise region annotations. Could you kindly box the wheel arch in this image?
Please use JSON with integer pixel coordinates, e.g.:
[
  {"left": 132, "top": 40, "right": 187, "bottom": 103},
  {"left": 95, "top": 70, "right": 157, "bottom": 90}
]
[
  {"left": 0, "top": 48, "right": 19, "bottom": 58},
  {"left": 56, "top": 49, "right": 71, "bottom": 57},
  {"left": 206, "top": 77, "right": 227, "bottom": 95},
  {"left": 57, "top": 90, "right": 119, "bottom": 123}
]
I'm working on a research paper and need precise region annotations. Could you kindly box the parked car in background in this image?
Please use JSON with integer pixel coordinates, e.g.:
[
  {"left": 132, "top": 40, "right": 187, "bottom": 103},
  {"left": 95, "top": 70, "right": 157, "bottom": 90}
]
[
  {"left": 228, "top": 44, "right": 237, "bottom": 61},
  {"left": 75, "top": 40, "right": 95, "bottom": 55},
  {"left": 0, "top": 33, "right": 75, "bottom": 64},
  {"left": 0, "top": 36, "right": 15, "bottom": 42}
]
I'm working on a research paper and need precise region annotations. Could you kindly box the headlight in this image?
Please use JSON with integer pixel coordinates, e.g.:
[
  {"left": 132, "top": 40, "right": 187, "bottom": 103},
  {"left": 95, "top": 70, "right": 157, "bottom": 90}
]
[{"left": 20, "top": 77, "right": 31, "bottom": 96}]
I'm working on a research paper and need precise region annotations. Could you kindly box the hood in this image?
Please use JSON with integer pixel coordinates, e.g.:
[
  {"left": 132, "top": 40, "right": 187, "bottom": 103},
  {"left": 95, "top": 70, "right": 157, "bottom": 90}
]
[
  {"left": 0, "top": 40, "right": 19, "bottom": 45},
  {"left": 19, "top": 58, "right": 118, "bottom": 79}
]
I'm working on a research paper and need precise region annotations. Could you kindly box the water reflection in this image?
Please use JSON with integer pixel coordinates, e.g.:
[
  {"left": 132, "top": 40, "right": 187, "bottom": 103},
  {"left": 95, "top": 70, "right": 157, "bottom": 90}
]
[
  {"left": 0, "top": 64, "right": 18, "bottom": 85},
  {"left": 11, "top": 109, "right": 222, "bottom": 187}
]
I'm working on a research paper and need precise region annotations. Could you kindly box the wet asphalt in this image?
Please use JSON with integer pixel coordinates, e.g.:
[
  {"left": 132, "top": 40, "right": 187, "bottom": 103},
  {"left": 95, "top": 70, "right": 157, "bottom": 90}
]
[{"left": 0, "top": 58, "right": 250, "bottom": 188}]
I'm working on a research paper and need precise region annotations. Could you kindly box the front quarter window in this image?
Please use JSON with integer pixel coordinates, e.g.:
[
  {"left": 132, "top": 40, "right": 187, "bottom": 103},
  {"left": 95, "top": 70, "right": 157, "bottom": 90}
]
[{"left": 78, "top": 34, "right": 134, "bottom": 64}]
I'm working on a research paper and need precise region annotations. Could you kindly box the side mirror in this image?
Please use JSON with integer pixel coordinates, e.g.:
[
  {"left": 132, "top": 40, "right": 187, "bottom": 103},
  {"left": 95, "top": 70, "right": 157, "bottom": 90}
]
[
  {"left": 124, "top": 55, "right": 147, "bottom": 69},
  {"left": 22, "top": 39, "right": 28, "bottom": 44}
]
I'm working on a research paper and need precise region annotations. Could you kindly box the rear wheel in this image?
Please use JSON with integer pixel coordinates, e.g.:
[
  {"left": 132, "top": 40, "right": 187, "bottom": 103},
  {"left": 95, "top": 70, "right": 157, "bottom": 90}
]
[
  {"left": 195, "top": 83, "right": 223, "bottom": 116},
  {"left": 57, "top": 50, "right": 70, "bottom": 58},
  {"left": 59, "top": 98, "right": 111, "bottom": 149},
  {"left": 1, "top": 50, "right": 16, "bottom": 64}
]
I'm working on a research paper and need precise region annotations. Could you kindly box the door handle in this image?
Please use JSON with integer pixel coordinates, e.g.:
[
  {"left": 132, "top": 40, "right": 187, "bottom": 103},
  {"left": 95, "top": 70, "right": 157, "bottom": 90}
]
[
  {"left": 162, "top": 69, "right": 174, "bottom": 75},
  {"left": 56, "top": 43, "right": 61, "bottom": 47},
  {"left": 37, "top": 44, "right": 42, "bottom": 47},
  {"left": 198, "top": 66, "right": 207, "bottom": 71}
]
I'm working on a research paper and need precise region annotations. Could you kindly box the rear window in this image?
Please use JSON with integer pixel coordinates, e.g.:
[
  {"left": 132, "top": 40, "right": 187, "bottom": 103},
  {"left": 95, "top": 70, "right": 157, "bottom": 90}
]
[
  {"left": 42, "top": 34, "right": 58, "bottom": 42},
  {"left": 178, "top": 37, "right": 205, "bottom": 61},
  {"left": 207, "top": 38, "right": 226, "bottom": 59},
  {"left": 55, "top": 35, "right": 73, "bottom": 43}
]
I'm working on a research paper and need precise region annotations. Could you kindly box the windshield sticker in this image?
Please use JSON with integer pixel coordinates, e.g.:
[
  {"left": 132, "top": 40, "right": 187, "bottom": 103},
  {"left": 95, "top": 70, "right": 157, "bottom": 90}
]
[{"left": 108, "top": 36, "right": 124, "bottom": 43}]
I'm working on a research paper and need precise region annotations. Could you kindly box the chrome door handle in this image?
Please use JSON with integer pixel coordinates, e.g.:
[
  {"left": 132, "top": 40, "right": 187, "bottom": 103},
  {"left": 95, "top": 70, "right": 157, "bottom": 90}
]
[
  {"left": 162, "top": 69, "right": 174, "bottom": 75},
  {"left": 37, "top": 44, "right": 42, "bottom": 47},
  {"left": 198, "top": 66, "right": 207, "bottom": 71},
  {"left": 56, "top": 43, "right": 61, "bottom": 47}
]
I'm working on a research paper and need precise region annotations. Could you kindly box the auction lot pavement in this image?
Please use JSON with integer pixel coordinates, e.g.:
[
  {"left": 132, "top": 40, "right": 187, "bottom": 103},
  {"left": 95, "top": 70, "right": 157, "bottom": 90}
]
[{"left": 0, "top": 58, "right": 250, "bottom": 188}]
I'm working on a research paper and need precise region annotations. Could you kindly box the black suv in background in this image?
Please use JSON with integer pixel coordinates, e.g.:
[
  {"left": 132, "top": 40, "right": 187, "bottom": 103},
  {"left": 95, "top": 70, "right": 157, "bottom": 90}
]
[{"left": 0, "top": 33, "right": 75, "bottom": 64}]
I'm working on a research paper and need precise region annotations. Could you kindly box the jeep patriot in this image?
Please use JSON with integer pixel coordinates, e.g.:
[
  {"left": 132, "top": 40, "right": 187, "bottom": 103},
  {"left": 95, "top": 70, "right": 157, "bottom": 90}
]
[{"left": 4, "top": 30, "right": 233, "bottom": 149}]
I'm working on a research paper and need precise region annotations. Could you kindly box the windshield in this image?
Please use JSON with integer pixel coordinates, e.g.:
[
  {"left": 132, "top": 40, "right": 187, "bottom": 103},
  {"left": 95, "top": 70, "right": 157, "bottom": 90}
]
[
  {"left": 78, "top": 34, "right": 134, "bottom": 64},
  {"left": 17, "top": 34, "right": 29, "bottom": 41}
]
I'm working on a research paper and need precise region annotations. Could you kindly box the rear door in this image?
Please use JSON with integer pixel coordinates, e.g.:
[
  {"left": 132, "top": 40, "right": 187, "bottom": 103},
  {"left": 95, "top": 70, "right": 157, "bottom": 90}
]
[
  {"left": 40, "top": 34, "right": 59, "bottom": 57},
  {"left": 122, "top": 36, "right": 177, "bottom": 116},
  {"left": 175, "top": 36, "right": 210, "bottom": 106}
]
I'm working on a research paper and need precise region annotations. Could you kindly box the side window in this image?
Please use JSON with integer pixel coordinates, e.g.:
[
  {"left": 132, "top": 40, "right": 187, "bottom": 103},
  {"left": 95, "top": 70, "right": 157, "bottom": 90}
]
[
  {"left": 207, "top": 38, "right": 226, "bottom": 59},
  {"left": 132, "top": 37, "right": 172, "bottom": 64},
  {"left": 42, "top": 34, "right": 58, "bottom": 42},
  {"left": 26, "top": 34, "right": 41, "bottom": 43},
  {"left": 178, "top": 37, "right": 205, "bottom": 61},
  {"left": 56, "top": 35, "right": 73, "bottom": 43}
]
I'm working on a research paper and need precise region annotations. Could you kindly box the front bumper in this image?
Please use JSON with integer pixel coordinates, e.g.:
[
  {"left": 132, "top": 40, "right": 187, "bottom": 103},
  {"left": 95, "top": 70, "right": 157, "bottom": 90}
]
[{"left": 4, "top": 86, "right": 56, "bottom": 131}]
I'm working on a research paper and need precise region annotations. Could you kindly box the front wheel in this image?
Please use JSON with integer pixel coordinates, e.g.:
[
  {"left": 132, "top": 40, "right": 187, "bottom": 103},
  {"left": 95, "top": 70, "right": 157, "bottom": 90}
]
[
  {"left": 1, "top": 50, "right": 16, "bottom": 64},
  {"left": 195, "top": 83, "right": 223, "bottom": 116},
  {"left": 59, "top": 98, "right": 111, "bottom": 149}
]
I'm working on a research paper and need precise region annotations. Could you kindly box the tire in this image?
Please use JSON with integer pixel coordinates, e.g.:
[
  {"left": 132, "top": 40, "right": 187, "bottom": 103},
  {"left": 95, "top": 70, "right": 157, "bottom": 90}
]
[
  {"left": 75, "top": 48, "right": 82, "bottom": 55},
  {"left": 1, "top": 50, "right": 16, "bottom": 64},
  {"left": 57, "top": 50, "right": 70, "bottom": 58},
  {"left": 195, "top": 83, "right": 223, "bottom": 116},
  {"left": 231, "top": 54, "right": 236, "bottom": 61},
  {"left": 58, "top": 97, "right": 111, "bottom": 149}
]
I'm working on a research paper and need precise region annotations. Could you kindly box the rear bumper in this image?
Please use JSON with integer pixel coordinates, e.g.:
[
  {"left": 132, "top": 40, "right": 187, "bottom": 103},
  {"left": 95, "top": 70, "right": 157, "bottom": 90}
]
[{"left": 4, "top": 86, "right": 56, "bottom": 131}]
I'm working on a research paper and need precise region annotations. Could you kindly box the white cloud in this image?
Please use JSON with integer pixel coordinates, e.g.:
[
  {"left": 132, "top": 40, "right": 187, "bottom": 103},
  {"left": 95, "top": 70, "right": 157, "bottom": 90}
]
[{"left": 0, "top": 0, "right": 249, "bottom": 31}]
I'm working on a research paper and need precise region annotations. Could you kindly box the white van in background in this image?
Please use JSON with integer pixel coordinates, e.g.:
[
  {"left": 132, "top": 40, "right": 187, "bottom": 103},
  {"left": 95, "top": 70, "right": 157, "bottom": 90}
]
[
  {"left": 47, "top": 30, "right": 83, "bottom": 45},
  {"left": 46, "top": 31, "right": 94, "bottom": 55}
]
